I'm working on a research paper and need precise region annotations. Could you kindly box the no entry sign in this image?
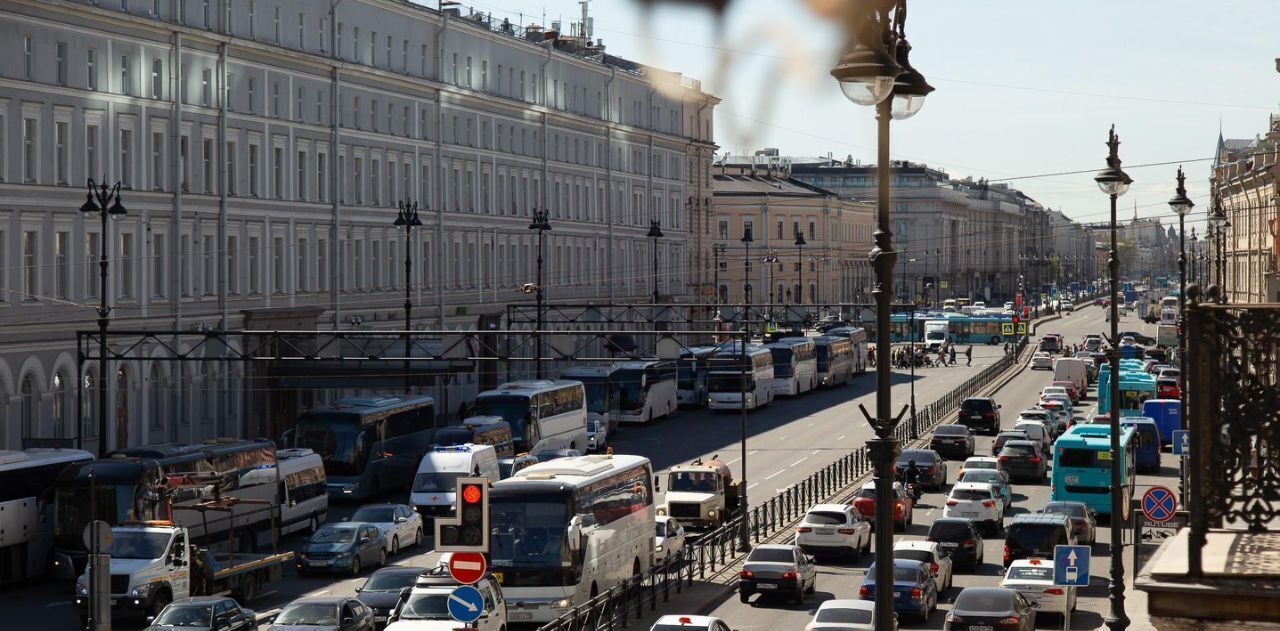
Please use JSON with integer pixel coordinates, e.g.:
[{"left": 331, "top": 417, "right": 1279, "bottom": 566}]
[{"left": 448, "top": 551, "right": 488, "bottom": 584}]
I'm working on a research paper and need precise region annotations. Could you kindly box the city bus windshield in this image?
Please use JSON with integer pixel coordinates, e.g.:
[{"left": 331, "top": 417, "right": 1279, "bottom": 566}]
[
  {"left": 488, "top": 491, "right": 576, "bottom": 586},
  {"left": 707, "top": 372, "right": 752, "bottom": 393},
  {"left": 770, "top": 348, "right": 795, "bottom": 378},
  {"left": 473, "top": 396, "right": 530, "bottom": 442},
  {"left": 574, "top": 376, "right": 611, "bottom": 414},
  {"left": 292, "top": 414, "right": 365, "bottom": 476},
  {"left": 612, "top": 369, "right": 646, "bottom": 412},
  {"left": 54, "top": 482, "right": 146, "bottom": 550},
  {"left": 677, "top": 362, "right": 698, "bottom": 390}
]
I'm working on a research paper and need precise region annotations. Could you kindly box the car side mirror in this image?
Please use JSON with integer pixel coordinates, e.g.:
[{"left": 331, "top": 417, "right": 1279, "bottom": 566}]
[
  {"left": 360, "top": 537, "right": 371, "bottom": 544},
  {"left": 342, "top": 615, "right": 355, "bottom": 625}
]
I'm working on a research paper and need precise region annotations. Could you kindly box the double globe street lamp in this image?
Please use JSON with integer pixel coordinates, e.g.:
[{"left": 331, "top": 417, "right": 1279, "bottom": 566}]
[
  {"left": 829, "top": 3, "right": 933, "bottom": 629},
  {"left": 80, "top": 179, "right": 127, "bottom": 456}
]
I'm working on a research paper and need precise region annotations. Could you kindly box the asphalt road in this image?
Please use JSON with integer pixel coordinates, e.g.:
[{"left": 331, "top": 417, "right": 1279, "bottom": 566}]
[
  {"left": 6, "top": 331, "right": 1016, "bottom": 630},
  {"left": 703, "top": 305, "right": 1178, "bottom": 631}
]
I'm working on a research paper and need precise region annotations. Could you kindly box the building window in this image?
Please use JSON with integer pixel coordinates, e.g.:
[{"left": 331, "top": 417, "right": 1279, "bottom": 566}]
[
  {"left": 120, "top": 129, "right": 133, "bottom": 188},
  {"left": 272, "top": 146, "right": 283, "bottom": 198},
  {"left": 152, "top": 233, "right": 165, "bottom": 298},
  {"left": 272, "top": 82, "right": 280, "bottom": 116},
  {"left": 273, "top": 7, "right": 280, "bottom": 42},
  {"left": 148, "top": 365, "right": 162, "bottom": 430},
  {"left": 20, "top": 375, "right": 35, "bottom": 438},
  {"left": 202, "top": 138, "right": 213, "bottom": 193},
  {"left": 296, "top": 150, "right": 306, "bottom": 201},
  {"left": 354, "top": 157, "right": 363, "bottom": 203},
  {"left": 52, "top": 371, "right": 68, "bottom": 439},
  {"left": 248, "top": 144, "right": 259, "bottom": 196},
  {"left": 151, "top": 58, "right": 162, "bottom": 98},
  {"left": 226, "top": 141, "right": 237, "bottom": 195},
  {"left": 55, "top": 231, "right": 69, "bottom": 299},
  {"left": 372, "top": 240, "right": 381, "bottom": 288},
  {"left": 296, "top": 87, "right": 303, "bottom": 121},
  {"left": 23, "top": 36, "right": 33, "bottom": 80},
  {"left": 248, "top": 236, "right": 260, "bottom": 293},
  {"left": 272, "top": 236, "right": 284, "bottom": 292},
  {"left": 120, "top": 233, "right": 135, "bottom": 299},
  {"left": 56, "top": 42, "right": 68, "bottom": 86},
  {"left": 22, "top": 230, "right": 38, "bottom": 300},
  {"left": 87, "top": 48, "right": 97, "bottom": 90},
  {"left": 55, "top": 122, "right": 68, "bottom": 185},
  {"left": 248, "top": 77, "right": 256, "bottom": 113},
  {"left": 151, "top": 131, "right": 164, "bottom": 191},
  {"left": 317, "top": 153, "right": 327, "bottom": 202},
  {"left": 180, "top": 235, "right": 190, "bottom": 296},
  {"left": 202, "top": 235, "right": 214, "bottom": 295},
  {"left": 371, "top": 159, "right": 380, "bottom": 205},
  {"left": 317, "top": 239, "right": 328, "bottom": 291},
  {"left": 296, "top": 238, "right": 308, "bottom": 290},
  {"left": 22, "top": 117, "right": 37, "bottom": 183},
  {"left": 120, "top": 55, "right": 131, "bottom": 96},
  {"left": 202, "top": 68, "right": 212, "bottom": 106},
  {"left": 226, "top": 235, "right": 238, "bottom": 294},
  {"left": 85, "top": 232, "right": 100, "bottom": 299}
]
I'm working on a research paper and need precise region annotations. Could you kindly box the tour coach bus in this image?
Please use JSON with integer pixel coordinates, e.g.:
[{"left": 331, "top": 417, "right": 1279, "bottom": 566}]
[
  {"left": 281, "top": 395, "right": 437, "bottom": 500},
  {"left": 706, "top": 342, "right": 775, "bottom": 410},
  {"left": 489, "top": 454, "right": 655, "bottom": 623},
  {"left": 51, "top": 439, "right": 277, "bottom": 576},
  {"left": 612, "top": 359, "right": 679, "bottom": 423},
  {"left": 0, "top": 448, "right": 94, "bottom": 584},
  {"left": 676, "top": 345, "right": 719, "bottom": 407},
  {"left": 766, "top": 337, "right": 818, "bottom": 396},
  {"left": 473, "top": 380, "right": 590, "bottom": 454}
]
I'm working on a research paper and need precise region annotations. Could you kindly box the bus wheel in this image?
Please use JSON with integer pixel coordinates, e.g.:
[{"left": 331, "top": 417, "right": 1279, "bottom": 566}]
[{"left": 991, "top": 336, "right": 1000, "bottom": 345}]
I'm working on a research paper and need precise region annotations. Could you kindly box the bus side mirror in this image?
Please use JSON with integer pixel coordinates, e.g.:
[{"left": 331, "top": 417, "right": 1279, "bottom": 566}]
[{"left": 280, "top": 429, "right": 295, "bottom": 446}]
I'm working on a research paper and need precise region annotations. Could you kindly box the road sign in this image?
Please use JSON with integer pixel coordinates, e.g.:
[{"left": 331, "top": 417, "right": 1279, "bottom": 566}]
[
  {"left": 1172, "top": 430, "right": 1189, "bottom": 456},
  {"left": 447, "top": 585, "right": 485, "bottom": 623},
  {"left": 82, "top": 520, "right": 113, "bottom": 551},
  {"left": 1001, "top": 323, "right": 1014, "bottom": 336},
  {"left": 1142, "top": 486, "right": 1177, "bottom": 522},
  {"left": 448, "top": 552, "right": 488, "bottom": 585},
  {"left": 435, "top": 476, "right": 490, "bottom": 553},
  {"left": 1053, "top": 545, "right": 1091, "bottom": 586},
  {"left": 1017, "top": 323, "right": 1027, "bottom": 334},
  {"left": 940, "top": 281, "right": 949, "bottom": 289}
]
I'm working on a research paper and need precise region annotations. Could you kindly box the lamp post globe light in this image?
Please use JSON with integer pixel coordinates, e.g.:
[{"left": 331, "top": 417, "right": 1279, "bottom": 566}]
[
  {"left": 528, "top": 209, "right": 552, "bottom": 378},
  {"left": 394, "top": 200, "right": 423, "bottom": 395},
  {"left": 1094, "top": 125, "right": 1133, "bottom": 631},
  {"left": 830, "top": 3, "right": 929, "bottom": 629},
  {"left": 1167, "top": 168, "right": 1193, "bottom": 503},
  {"left": 80, "top": 178, "right": 127, "bottom": 456}
]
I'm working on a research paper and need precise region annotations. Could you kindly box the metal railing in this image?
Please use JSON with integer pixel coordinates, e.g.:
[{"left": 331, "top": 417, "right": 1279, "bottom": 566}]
[{"left": 536, "top": 335, "right": 1030, "bottom": 631}]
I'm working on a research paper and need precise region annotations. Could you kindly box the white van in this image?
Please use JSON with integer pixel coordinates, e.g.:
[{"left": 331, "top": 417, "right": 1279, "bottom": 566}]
[
  {"left": 276, "top": 447, "right": 329, "bottom": 536},
  {"left": 924, "top": 320, "right": 951, "bottom": 350},
  {"left": 1053, "top": 357, "right": 1089, "bottom": 393},
  {"left": 410, "top": 444, "right": 500, "bottom": 519}
]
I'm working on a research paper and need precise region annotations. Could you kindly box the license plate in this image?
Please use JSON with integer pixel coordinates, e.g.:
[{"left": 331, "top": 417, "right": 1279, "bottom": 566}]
[
  {"left": 961, "top": 512, "right": 979, "bottom": 518},
  {"left": 756, "top": 583, "right": 777, "bottom": 589},
  {"left": 940, "top": 542, "right": 958, "bottom": 548},
  {"left": 971, "top": 626, "right": 993, "bottom": 631},
  {"left": 1065, "top": 475, "right": 1080, "bottom": 484},
  {"left": 309, "top": 560, "right": 331, "bottom": 566},
  {"left": 510, "top": 612, "right": 533, "bottom": 621},
  {"left": 816, "top": 528, "right": 834, "bottom": 535}
]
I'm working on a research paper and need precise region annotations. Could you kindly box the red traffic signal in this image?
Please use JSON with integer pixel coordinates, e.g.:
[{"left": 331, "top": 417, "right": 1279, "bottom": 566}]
[{"left": 435, "top": 477, "right": 490, "bottom": 553}]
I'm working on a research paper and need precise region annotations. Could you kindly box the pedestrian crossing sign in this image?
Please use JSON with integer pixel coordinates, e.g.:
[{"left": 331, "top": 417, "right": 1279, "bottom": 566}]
[
  {"left": 1001, "top": 323, "right": 1014, "bottom": 335},
  {"left": 1017, "top": 323, "right": 1027, "bottom": 334}
]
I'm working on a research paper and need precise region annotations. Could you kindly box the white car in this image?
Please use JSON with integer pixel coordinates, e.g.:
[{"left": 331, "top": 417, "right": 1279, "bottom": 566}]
[
  {"left": 1030, "top": 352, "right": 1054, "bottom": 370},
  {"left": 350, "top": 503, "right": 424, "bottom": 555},
  {"left": 655, "top": 515, "right": 687, "bottom": 565},
  {"left": 1004, "top": 302, "right": 1015, "bottom": 311},
  {"left": 943, "top": 482, "right": 1004, "bottom": 535},
  {"left": 957, "top": 456, "right": 1003, "bottom": 479},
  {"left": 1040, "top": 386, "right": 1070, "bottom": 400},
  {"left": 795, "top": 503, "right": 872, "bottom": 561},
  {"left": 651, "top": 615, "right": 733, "bottom": 631},
  {"left": 586, "top": 418, "right": 608, "bottom": 452},
  {"left": 387, "top": 571, "right": 507, "bottom": 631},
  {"left": 893, "top": 540, "right": 953, "bottom": 592},
  {"left": 1001, "top": 558, "right": 1077, "bottom": 615},
  {"left": 804, "top": 599, "right": 886, "bottom": 631}
]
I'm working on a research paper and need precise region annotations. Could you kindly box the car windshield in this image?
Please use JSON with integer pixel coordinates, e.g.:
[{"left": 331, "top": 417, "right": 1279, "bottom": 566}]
[
  {"left": 1007, "top": 566, "right": 1054, "bottom": 581},
  {"left": 964, "top": 460, "right": 996, "bottom": 470},
  {"left": 961, "top": 400, "right": 992, "bottom": 412},
  {"left": 815, "top": 607, "right": 874, "bottom": 624},
  {"left": 655, "top": 522, "right": 668, "bottom": 538},
  {"left": 954, "top": 590, "right": 1013, "bottom": 613},
  {"left": 892, "top": 566, "right": 921, "bottom": 581},
  {"left": 1001, "top": 444, "right": 1038, "bottom": 457},
  {"left": 935, "top": 426, "right": 967, "bottom": 436},
  {"left": 747, "top": 548, "right": 795, "bottom": 564},
  {"left": 109, "top": 530, "right": 170, "bottom": 560},
  {"left": 276, "top": 603, "right": 338, "bottom": 625},
  {"left": 961, "top": 471, "right": 999, "bottom": 485},
  {"left": 1043, "top": 503, "right": 1085, "bottom": 518},
  {"left": 668, "top": 470, "right": 718, "bottom": 493},
  {"left": 398, "top": 593, "right": 450, "bottom": 620},
  {"left": 854, "top": 487, "right": 877, "bottom": 499},
  {"left": 805, "top": 511, "right": 848, "bottom": 526},
  {"left": 311, "top": 527, "right": 356, "bottom": 544},
  {"left": 154, "top": 605, "right": 213, "bottom": 627},
  {"left": 363, "top": 572, "right": 420, "bottom": 592},
  {"left": 352, "top": 506, "right": 396, "bottom": 523},
  {"left": 895, "top": 550, "right": 933, "bottom": 564},
  {"left": 414, "top": 472, "right": 462, "bottom": 493}
]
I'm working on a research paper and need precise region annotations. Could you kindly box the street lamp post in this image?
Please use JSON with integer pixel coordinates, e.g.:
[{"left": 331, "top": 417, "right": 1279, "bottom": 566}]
[
  {"left": 713, "top": 243, "right": 727, "bottom": 304},
  {"left": 742, "top": 226, "right": 755, "bottom": 334},
  {"left": 795, "top": 228, "right": 807, "bottom": 307},
  {"left": 394, "top": 200, "right": 423, "bottom": 395},
  {"left": 1167, "top": 167, "right": 1193, "bottom": 504},
  {"left": 1094, "top": 125, "right": 1133, "bottom": 631},
  {"left": 528, "top": 209, "right": 552, "bottom": 378},
  {"left": 764, "top": 249, "right": 780, "bottom": 323},
  {"left": 80, "top": 179, "right": 127, "bottom": 456},
  {"left": 648, "top": 220, "right": 664, "bottom": 305},
  {"left": 830, "top": 3, "right": 932, "bottom": 629},
  {"left": 933, "top": 248, "right": 941, "bottom": 307}
]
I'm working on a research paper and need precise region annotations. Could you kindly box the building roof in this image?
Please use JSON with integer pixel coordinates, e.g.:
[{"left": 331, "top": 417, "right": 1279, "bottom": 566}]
[{"left": 711, "top": 172, "right": 828, "bottom": 197}]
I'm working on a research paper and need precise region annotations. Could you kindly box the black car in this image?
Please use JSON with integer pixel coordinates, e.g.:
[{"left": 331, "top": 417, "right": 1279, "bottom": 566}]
[
  {"left": 356, "top": 566, "right": 427, "bottom": 628},
  {"left": 1118, "top": 330, "right": 1156, "bottom": 346},
  {"left": 958, "top": 397, "right": 1002, "bottom": 434},
  {"left": 1038, "top": 336, "right": 1062, "bottom": 354},
  {"left": 893, "top": 448, "right": 948, "bottom": 490},
  {"left": 268, "top": 596, "right": 376, "bottom": 630},
  {"left": 926, "top": 517, "right": 984, "bottom": 570},
  {"left": 143, "top": 597, "right": 256, "bottom": 631},
  {"left": 930, "top": 424, "right": 976, "bottom": 459},
  {"left": 997, "top": 440, "right": 1046, "bottom": 482},
  {"left": 945, "top": 587, "right": 1036, "bottom": 631},
  {"left": 1003, "top": 513, "right": 1074, "bottom": 567},
  {"left": 991, "top": 430, "right": 1032, "bottom": 457}
]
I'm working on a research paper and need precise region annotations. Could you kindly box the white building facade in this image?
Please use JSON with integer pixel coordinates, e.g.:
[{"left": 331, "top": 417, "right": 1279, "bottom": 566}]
[{"left": 0, "top": 0, "right": 717, "bottom": 451}]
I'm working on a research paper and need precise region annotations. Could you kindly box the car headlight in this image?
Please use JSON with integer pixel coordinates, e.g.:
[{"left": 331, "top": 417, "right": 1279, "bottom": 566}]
[
  {"left": 75, "top": 581, "right": 89, "bottom": 596},
  {"left": 656, "top": 507, "right": 667, "bottom": 516},
  {"left": 708, "top": 509, "right": 717, "bottom": 518},
  {"left": 552, "top": 598, "right": 572, "bottom": 608},
  {"left": 655, "top": 545, "right": 664, "bottom": 553},
  {"left": 335, "top": 550, "right": 352, "bottom": 559},
  {"left": 130, "top": 582, "right": 156, "bottom": 599}
]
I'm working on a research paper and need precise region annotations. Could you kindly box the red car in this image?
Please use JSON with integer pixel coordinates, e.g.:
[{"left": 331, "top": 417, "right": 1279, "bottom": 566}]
[
  {"left": 852, "top": 481, "right": 914, "bottom": 531},
  {"left": 1157, "top": 378, "right": 1181, "bottom": 399},
  {"left": 1051, "top": 380, "right": 1080, "bottom": 403}
]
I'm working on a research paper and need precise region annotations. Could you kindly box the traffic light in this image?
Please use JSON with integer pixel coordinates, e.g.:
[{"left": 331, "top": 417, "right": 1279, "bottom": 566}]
[{"left": 435, "top": 477, "right": 490, "bottom": 553}]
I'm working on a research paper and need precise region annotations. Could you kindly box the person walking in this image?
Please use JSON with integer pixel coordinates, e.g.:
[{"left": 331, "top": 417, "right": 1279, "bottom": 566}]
[
  {"left": 949, "top": 345, "right": 957, "bottom": 366},
  {"left": 965, "top": 345, "right": 973, "bottom": 366}
]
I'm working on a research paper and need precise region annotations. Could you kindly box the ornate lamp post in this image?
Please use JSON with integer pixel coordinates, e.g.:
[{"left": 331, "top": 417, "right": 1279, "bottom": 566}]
[
  {"left": 648, "top": 220, "right": 664, "bottom": 305},
  {"left": 80, "top": 178, "right": 127, "bottom": 456},
  {"left": 1094, "top": 125, "right": 1133, "bottom": 631},
  {"left": 830, "top": 3, "right": 931, "bottom": 629},
  {"left": 742, "top": 225, "right": 755, "bottom": 328},
  {"left": 795, "top": 228, "right": 807, "bottom": 306},
  {"left": 528, "top": 209, "right": 552, "bottom": 378},
  {"left": 1168, "top": 168, "right": 1193, "bottom": 503},
  {"left": 764, "top": 249, "right": 780, "bottom": 322},
  {"left": 394, "top": 200, "right": 423, "bottom": 394}
]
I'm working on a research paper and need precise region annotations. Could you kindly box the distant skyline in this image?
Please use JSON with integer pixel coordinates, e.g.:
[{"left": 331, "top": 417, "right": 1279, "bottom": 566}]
[{"left": 429, "top": 0, "right": 1278, "bottom": 231}]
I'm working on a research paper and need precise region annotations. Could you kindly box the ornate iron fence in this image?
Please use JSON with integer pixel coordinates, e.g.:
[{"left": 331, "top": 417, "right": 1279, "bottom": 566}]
[{"left": 1185, "top": 288, "right": 1280, "bottom": 577}]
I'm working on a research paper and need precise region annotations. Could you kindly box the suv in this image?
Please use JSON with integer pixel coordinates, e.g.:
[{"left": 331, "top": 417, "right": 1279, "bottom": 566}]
[
  {"left": 795, "top": 503, "right": 872, "bottom": 560},
  {"left": 1003, "top": 513, "right": 1074, "bottom": 567},
  {"left": 1038, "top": 336, "right": 1062, "bottom": 354},
  {"left": 1118, "top": 330, "right": 1156, "bottom": 346},
  {"left": 958, "top": 397, "right": 1002, "bottom": 434},
  {"left": 387, "top": 567, "right": 507, "bottom": 630},
  {"left": 943, "top": 482, "right": 1004, "bottom": 535},
  {"left": 925, "top": 517, "right": 984, "bottom": 570}
]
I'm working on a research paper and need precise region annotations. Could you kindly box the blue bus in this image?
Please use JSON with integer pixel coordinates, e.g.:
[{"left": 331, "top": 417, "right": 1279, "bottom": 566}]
[
  {"left": 281, "top": 395, "right": 437, "bottom": 500},
  {"left": 1097, "top": 365, "right": 1157, "bottom": 417},
  {"left": 871, "top": 313, "right": 1013, "bottom": 345},
  {"left": 1119, "top": 417, "right": 1162, "bottom": 473},
  {"left": 1141, "top": 399, "right": 1182, "bottom": 446},
  {"left": 1051, "top": 424, "right": 1136, "bottom": 517}
]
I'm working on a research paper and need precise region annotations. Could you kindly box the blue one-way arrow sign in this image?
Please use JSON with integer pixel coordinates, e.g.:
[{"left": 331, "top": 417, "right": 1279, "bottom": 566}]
[
  {"left": 1054, "top": 545, "right": 1091, "bottom": 587},
  {"left": 447, "top": 585, "right": 485, "bottom": 623}
]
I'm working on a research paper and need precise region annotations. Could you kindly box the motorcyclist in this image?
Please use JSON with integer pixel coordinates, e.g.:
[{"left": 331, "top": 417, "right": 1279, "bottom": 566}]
[{"left": 904, "top": 460, "right": 922, "bottom": 500}]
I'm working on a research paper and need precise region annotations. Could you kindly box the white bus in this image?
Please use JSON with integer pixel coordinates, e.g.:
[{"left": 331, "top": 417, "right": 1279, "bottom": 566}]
[
  {"left": 814, "top": 336, "right": 854, "bottom": 387},
  {"left": 489, "top": 454, "right": 655, "bottom": 623},
  {"left": 818, "top": 326, "right": 870, "bottom": 375},
  {"left": 473, "top": 380, "right": 589, "bottom": 454},
  {"left": 706, "top": 343, "right": 775, "bottom": 410},
  {"left": 676, "top": 346, "right": 719, "bottom": 408},
  {"left": 274, "top": 448, "right": 328, "bottom": 538},
  {"left": 0, "top": 448, "right": 94, "bottom": 584},
  {"left": 559, "top": 364, "right": 620, "bottom": 433},
  {"left": 613, "top": 360, "right": 679, "bottom": 423},
  {"left": 767, "top": 338, "right": 818, "bottom": 396}
]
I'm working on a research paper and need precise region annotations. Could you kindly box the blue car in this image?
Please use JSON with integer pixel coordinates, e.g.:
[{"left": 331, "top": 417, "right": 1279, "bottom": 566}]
[
  {"left": 859, "top": 559, "right": 939, "bottom": 621},
  {"left": 295, "top": 522, "right": 387, "bottom": 576}
]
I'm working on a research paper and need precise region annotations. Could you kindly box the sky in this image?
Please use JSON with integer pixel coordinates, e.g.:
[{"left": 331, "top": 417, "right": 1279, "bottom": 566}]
[{"left": 429, "top": 0, "right": 1279, "bottom": 232}]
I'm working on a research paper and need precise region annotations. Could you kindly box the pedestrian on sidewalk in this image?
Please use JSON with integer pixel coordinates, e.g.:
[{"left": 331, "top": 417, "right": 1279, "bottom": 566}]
[
  {"left": 965, "top": 345, "right": 973, "bottom": 366},
  {"left": 949, "top": 345, "right": 957, "bottom": 365}
]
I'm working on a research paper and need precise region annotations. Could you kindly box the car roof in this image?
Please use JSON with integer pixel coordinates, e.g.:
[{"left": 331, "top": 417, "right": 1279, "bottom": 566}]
[
  {"left": 752, "top": 543, "right": 799, "bottom": 552},
  {"left": 171, "top": 596, "right": 234, "bottom": 605},
  {"left": 653, "top": 615, "right": 724, "bottom": 627},
  {"left": 808, "top": 503, "right": 852, "bottom": 512},
  {"left": 370, "top": 565, "right": 429, "bottom": 577},
  {"left": 954, "top": 587, "right": 1016, "bottom": 604},
  {"left": 287, "top": 596, "right": 348, "bottom": 605},
  {"left": 952, "top": 481, "right": 994, "bottom": 491},
  {"left": 1011, "top": 512, "right": 1071, "bottom": 525},
  {"left": 1004, "top": 440, "right": 1039, "bottom": 447},
  {"left": 818, "top": 599, "right": 876, "bottom": 612},
  {"left": 1007, "top": 559, "right": 1056, "bottom": 571},
  {"left": 893, "top": 540, "right": 940, "bottom": 552}
]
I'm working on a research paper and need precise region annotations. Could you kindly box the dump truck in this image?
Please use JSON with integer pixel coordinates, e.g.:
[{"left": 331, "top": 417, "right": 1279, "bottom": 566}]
[{"left": 656, "top": 456, "right": 743, "bottom": 530}]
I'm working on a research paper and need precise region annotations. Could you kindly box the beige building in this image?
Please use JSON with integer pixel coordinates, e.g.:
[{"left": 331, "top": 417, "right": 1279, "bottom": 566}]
[
  {"left": 1213, "top": 120, "right": 1280, "bottom": 303},
  {"left": 708, "top": 161, "right": 874, "bottom": 311}
]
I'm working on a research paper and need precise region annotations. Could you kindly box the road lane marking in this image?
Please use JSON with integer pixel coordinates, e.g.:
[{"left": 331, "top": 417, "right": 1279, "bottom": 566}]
[
  {"left": 748, "top": 482, "right": 759, "bottom": 489},
  {"left": 807, "top": 422, "right": 815, "bottom": 427},
  {"left": 790, "top": 457, "right": 808, "bottom": 467},
  {"left": 749, "top": 450, "right": 759, "bottom": 455},
  {"left": 779, "top": 435, "right": 790, "bottom": 441},
  {"left": 837, "top": 434, "right": 847, "bottom": 441},
  {"left": 764, "top": 470, "right": 784, "bottom": 480},
  {"left": 811, "top": 450, "right": 822, "bottom": 455},
  {"left": 725, "top": 457, "right": 740, "bottom": 465}
]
